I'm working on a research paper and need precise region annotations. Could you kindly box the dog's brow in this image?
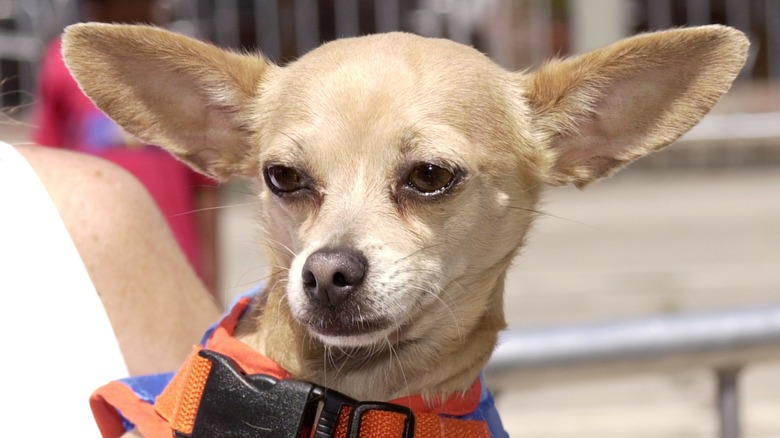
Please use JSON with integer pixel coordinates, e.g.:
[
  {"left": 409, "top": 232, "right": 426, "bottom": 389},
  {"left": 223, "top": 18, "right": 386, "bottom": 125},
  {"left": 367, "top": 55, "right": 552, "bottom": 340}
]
[
  {"left": 274, "top": 129, "right": 306, "bottom": 153},
  {"left": 260, "top": 130, "right": 309, "bottom": 165},
  {"left": 397, "top": 125, "right": 470, "bottom": 165}
]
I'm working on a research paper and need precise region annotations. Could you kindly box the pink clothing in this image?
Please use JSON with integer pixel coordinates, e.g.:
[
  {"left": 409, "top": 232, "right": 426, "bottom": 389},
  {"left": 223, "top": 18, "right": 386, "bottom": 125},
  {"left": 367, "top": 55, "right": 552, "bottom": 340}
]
[{"left": 33, "top": 38, "right": 214, "bottom": 277}]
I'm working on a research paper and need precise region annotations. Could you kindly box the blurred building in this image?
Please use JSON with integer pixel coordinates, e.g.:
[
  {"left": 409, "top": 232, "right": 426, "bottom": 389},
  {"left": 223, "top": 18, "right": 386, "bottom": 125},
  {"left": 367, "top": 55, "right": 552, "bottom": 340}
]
[{"left": 1, "top": 0, "right": 778, "bottom": 109}]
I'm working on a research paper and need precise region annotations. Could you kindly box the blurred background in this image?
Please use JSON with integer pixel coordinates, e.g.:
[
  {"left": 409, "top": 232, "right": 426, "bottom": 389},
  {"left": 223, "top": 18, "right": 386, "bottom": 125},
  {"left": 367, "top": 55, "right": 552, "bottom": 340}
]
[{"left": 1, "top": 0, "right": 778, "bottom": 437}]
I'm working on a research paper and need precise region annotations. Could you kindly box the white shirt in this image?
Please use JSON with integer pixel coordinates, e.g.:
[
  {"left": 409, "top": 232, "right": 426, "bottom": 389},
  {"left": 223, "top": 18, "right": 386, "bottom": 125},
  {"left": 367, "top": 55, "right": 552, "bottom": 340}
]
[{"left": 0, "top": 142, "right": 127, "bottom": 436}]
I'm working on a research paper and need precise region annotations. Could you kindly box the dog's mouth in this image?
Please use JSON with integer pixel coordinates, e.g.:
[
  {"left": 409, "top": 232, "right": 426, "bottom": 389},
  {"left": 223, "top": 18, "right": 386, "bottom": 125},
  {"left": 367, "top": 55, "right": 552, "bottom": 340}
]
[
  {"left": 298, "top": 311, "right": 406, "bottom": 347},
  {"left": 307, "top": 314, "right": 391, "bottom": 337}
]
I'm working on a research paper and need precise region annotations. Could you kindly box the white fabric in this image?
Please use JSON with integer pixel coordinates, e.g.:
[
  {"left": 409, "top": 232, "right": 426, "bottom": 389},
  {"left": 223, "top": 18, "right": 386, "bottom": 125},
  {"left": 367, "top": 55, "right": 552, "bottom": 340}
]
[{"left": 0, "top": 142, "right": 128, "bottom": 436}]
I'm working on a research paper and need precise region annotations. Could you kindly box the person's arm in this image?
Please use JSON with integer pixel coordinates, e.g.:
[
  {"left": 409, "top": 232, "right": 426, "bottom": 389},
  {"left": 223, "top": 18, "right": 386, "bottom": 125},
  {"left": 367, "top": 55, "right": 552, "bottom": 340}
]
[{"left": 19, "top": 145, "right": 221, "bottom": 375}]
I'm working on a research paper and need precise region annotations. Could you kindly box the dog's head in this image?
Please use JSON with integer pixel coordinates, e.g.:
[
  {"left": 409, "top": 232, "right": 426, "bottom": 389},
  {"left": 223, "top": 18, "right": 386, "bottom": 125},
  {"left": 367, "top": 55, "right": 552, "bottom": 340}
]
[{"left": 62, "top": 25, "right": 747, "bottom": 354}]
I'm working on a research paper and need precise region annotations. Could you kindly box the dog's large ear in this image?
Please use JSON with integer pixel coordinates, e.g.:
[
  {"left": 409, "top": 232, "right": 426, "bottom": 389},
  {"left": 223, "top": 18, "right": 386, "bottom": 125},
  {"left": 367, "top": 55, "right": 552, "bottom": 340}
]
[
  {"left": 523, "top": 25, "right": 748, "bottom": 187},
  {"left": 62, "top": 23, "right": 272, "bottom": 180}
]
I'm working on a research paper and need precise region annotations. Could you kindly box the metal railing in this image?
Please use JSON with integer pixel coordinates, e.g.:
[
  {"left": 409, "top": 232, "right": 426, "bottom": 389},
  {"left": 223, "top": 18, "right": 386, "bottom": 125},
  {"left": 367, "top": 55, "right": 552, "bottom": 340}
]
[{"left": 486, "top": 306, "right": 780, "bottom": 438}]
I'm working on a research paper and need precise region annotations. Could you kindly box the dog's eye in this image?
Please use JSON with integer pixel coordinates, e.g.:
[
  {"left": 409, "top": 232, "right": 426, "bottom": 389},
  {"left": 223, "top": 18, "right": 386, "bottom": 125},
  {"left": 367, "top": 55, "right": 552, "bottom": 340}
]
[
  {"left": 407, "top": 163, "right": 455, "bottom": 194},
  {"left": 264, "top": 165, "right": 307, "bottom": 194}
]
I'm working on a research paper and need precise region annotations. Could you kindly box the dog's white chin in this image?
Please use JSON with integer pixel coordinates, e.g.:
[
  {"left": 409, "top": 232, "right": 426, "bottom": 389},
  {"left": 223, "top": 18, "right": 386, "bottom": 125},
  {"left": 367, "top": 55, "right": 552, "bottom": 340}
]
[{"left": 311, "top": 326, "right": 399, "bottom": 348}]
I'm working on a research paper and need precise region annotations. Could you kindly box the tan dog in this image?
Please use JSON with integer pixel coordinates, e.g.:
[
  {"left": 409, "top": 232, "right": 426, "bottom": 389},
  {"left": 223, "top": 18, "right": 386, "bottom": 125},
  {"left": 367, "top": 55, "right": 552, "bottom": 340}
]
[{"left": 63, "top": 23, "right": 747, "bottom": 434}]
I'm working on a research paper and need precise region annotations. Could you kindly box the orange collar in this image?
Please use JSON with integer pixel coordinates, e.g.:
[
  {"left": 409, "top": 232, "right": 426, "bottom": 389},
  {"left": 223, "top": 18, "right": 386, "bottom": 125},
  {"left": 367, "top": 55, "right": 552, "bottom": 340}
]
[{"left": 153, "top": 296, "right": 489, "bottom": 437}]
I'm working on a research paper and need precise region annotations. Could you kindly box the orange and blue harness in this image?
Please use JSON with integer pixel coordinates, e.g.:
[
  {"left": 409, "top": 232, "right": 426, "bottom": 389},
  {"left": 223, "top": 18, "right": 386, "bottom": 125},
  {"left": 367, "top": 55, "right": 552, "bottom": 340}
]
[{"left": 90, "top": 293, "right": 508, "bottom": 437}]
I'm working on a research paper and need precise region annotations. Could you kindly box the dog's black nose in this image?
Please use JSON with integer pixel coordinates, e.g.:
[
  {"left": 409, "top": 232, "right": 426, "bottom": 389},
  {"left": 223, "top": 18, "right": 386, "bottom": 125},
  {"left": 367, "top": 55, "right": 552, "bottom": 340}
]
[{"left": 302, "top": 248, "right": 367, "bottom": 307}]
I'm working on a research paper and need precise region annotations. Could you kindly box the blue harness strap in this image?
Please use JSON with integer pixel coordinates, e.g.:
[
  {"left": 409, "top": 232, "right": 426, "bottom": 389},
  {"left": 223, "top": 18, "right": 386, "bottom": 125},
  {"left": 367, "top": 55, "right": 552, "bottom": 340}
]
[{"left": 454, "top": 375, "right": 508, "bottom": 438}]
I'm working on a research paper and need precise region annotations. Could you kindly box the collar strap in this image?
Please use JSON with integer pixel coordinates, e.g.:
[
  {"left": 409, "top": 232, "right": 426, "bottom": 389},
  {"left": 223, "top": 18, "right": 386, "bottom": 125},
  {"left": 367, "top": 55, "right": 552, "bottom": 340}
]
[{"left": 156, "top": 349, "right": 489, "bottom": 437}]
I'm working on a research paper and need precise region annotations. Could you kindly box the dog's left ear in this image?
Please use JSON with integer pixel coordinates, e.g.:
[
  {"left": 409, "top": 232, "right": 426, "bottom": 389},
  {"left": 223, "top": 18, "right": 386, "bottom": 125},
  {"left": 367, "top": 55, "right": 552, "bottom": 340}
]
[
  {"left": 523, "top": 25, "right": 749, "bottom": 187},
  {"left": 62, "top": 23, "right": 272, "bottom": 180}
]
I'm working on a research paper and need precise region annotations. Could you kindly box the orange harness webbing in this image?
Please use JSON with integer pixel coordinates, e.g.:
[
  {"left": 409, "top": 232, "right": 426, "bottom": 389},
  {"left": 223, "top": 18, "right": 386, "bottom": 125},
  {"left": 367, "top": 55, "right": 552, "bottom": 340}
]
[
  {"left": 154, "top": 345, "right": 489, "bottom": 437},
  {"left": 91, "top": 296, "right": 490, "bottom": 437}
]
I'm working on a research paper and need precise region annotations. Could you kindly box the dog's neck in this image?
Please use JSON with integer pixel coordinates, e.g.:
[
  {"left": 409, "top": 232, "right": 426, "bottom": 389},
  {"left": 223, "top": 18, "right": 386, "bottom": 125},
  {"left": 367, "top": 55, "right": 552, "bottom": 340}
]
[{"left": 235, "top": 266, "right": 508, "bottom": 402}]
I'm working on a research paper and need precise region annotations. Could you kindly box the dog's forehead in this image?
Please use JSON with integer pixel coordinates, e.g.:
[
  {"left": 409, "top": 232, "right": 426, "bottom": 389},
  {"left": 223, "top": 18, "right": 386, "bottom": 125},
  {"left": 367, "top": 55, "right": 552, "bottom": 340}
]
[
  {"left": 257, "top": 33, "right": 521, "bottom": 163},
  {"left": 270, "top": 33, "right": 511, "bottom": 112},
  {"left": 295, "top": 32, "right": 495, "bottom": 73}
]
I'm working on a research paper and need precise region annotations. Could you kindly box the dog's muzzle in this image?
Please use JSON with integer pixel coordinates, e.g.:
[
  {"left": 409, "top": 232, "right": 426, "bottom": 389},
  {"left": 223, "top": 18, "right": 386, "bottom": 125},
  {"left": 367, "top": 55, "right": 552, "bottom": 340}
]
[{"left": 296, "top": 247, "right": 397, "bottom": 341}]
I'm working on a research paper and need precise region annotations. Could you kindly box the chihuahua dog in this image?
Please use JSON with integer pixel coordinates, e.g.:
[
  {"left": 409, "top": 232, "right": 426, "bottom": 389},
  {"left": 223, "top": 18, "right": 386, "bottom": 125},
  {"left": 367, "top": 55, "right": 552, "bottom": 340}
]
[{"left": 63, "top": 23, "right": 747, "bottom": 435}]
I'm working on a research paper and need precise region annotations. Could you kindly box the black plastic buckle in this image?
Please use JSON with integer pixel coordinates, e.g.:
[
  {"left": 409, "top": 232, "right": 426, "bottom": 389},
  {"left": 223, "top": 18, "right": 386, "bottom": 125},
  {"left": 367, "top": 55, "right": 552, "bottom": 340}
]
[{"left": 175, "top": 349, "right": 358, "bottom": 438}]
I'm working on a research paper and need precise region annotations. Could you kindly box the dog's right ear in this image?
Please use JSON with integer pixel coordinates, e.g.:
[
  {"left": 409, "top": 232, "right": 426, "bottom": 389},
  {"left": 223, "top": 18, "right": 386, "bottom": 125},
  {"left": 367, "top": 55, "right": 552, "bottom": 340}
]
[
  {"left": 62, "top": 23, "right": 272, "bottom": 180},
  {"left": 521, "top": 25, "right": 748, "bottom": 188}
]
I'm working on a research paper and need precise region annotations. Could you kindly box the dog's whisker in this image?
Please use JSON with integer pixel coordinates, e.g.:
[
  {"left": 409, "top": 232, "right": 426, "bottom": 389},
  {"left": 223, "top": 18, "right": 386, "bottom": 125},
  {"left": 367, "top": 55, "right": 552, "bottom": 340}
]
[
  {"left": 260, "top": 236, "right": 298, "bottom": 259},
  {"left": 229, "top": 278, "right": 270, "bottom": 291},
  {"left": 383, "top": 252, "right": 502, "bottom": 344},
  {"left": 231, "top": 254, "right": 278, "bottom": 283},
  {"left": 322, "top": 346, "right": 330, "bottom": 381},
  {"left": 401, "top": 279, "right": 464, "bottom": 344},
  {"left": 304, "top": 331, "right": 316, "bottom": 357},
  {"left": 434, "top": 278, "right": 470, "bottom": 343},
  {"left": 388, "top": 242, "right": 450, "bottom": 267},
  {"left": 507, "top": 205, "right": 597, "bottom": 229},
  {"left": 266, "top": 279, "right": 290, "bottom": 326},
  {"left": 221, "top": 184, "right": 259, "bottom": 197},
  {"left": 171, "top": 201, "right": 263, "bottom": 217},
  {"left": 389, "top": 292, "right": 415, "bottom": 324},
  {"left": 385, "top": 337, "right": 410, "bottom": 399},
  {"left": 331, "top": 347, "right": 353, "bottom": 380}
]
